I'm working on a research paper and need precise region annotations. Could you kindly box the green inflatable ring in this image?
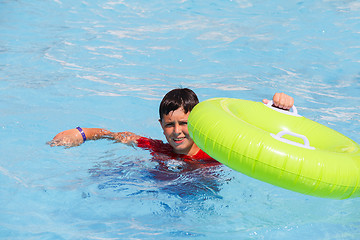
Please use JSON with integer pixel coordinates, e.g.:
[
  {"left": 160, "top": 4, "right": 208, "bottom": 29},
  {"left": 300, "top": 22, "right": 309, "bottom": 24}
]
[{"left": 188, "top": 98, "right": 360, "bottom": 199}]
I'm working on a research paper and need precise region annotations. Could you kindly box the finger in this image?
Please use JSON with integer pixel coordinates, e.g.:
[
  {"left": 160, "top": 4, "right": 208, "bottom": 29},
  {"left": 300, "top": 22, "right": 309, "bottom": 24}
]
[
  {"left": 282, "top": 95, "right": 294, "bottom": 110},
  {"left": 47, "top": 139, "right": 63, "bottom": 147},
  {"left": 272, "top": 93, "right": 280, "bottom": 107},
  {"left": 262, "top": 99, "right": 270, "bottom": 104},
  {"left": 284, "top": 96, "right": 291, "bottom": 110},
  {"left": 46, "top": 140, "right": 55, "bottom": 147},
  {"left": 287, "top": 96, "right": 294, "bottom": 110},
  {"left": 278, "top": 93, "right": 287, "bottom": 109}
]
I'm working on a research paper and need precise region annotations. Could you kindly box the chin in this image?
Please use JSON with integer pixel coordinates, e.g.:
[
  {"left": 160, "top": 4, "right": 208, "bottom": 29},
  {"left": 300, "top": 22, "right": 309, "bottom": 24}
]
[{"left": 172, "top": 146, "right": 189, "bottom": 155}]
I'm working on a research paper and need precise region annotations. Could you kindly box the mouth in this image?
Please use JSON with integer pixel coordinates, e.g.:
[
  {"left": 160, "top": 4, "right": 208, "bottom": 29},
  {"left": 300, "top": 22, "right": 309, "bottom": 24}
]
[{"left": 172, "top": 137, "right": 185, "bottom": 144}]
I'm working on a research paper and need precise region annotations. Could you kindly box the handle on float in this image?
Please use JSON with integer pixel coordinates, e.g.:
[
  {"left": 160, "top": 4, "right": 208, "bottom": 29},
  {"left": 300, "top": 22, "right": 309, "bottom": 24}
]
[
  {"left": 265, "top": 100, "right": 300, "bottom": 117},
  {"left": 270, "top": 131, "right": 315, "bottom": 150}
]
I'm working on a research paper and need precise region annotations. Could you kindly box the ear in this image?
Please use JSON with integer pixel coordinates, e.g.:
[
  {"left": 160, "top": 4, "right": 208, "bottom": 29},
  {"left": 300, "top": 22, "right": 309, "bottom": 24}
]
[{"left": 159, "top": 119, "right": 166, "bottom": 135}]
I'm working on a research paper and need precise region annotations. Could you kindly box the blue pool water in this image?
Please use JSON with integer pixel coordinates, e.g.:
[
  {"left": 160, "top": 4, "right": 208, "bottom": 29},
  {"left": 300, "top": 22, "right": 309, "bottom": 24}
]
[{"left": 1, "top": 0, "right": 360, "bottom": 239}]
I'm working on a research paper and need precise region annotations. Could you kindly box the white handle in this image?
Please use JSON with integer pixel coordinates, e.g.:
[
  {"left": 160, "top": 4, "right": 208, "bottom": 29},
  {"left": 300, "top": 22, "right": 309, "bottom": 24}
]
[
  {"left": 265, "top": 100, "right": 300, "bottom": 117},
  {"left": 270, "top": 130, "right": 315, "bottom": 150}
]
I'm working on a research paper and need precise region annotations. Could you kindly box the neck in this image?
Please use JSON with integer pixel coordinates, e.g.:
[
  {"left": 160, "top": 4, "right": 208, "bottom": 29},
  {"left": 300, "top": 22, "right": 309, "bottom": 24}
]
[{"left": 175, "top": 143, "right": 200, "bottom": 156}]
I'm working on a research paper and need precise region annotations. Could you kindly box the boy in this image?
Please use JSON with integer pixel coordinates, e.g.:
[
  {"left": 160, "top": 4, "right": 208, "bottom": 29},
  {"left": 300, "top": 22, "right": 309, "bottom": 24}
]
[{"left": 49, "top": 88, "right": 294, "bottom": 163}]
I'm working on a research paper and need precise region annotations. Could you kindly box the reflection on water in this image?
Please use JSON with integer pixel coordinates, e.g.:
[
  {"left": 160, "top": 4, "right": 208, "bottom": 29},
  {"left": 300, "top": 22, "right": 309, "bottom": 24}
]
[{"left": 89, "top": 153, "right": 229, "bottom": 202}]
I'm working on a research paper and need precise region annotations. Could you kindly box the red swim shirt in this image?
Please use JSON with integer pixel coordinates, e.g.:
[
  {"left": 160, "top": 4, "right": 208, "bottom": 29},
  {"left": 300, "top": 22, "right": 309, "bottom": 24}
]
[{"left": 136, "top": 137, "right": 220, "bottom": 168}]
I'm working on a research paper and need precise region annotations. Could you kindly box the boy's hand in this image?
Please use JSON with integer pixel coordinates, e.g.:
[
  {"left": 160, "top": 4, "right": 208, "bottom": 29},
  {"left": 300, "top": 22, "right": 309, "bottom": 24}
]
[
  {"left": 262, "top": 92, "right": 294, "bottom": 110},
  {"left": 47, "top": 129, "right": 84, "bottom": 147}
]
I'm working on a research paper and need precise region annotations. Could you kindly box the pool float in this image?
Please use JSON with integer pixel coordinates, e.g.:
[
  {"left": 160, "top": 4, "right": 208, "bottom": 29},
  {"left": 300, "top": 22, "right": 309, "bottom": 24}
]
[{"left": 188, "top": 98, "right": 360, "bottom": 199}]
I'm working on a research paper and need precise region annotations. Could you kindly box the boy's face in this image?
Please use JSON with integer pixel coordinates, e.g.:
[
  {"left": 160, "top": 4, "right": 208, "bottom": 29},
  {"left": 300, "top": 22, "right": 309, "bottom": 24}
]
[{"left": 159, "top": 107, "right": 198, "bottom": 155}]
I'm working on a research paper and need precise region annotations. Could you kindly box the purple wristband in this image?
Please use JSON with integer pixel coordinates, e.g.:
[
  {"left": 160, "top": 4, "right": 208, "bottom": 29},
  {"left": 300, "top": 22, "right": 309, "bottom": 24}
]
[{"left": 76, "top": 127, "right": 87, "bottom": 142}]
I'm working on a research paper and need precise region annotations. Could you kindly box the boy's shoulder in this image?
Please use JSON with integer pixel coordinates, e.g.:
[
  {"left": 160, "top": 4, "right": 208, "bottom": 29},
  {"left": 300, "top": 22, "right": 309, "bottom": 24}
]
[{"left": 137, "top": 137, "right": 173, "bottom": 153}]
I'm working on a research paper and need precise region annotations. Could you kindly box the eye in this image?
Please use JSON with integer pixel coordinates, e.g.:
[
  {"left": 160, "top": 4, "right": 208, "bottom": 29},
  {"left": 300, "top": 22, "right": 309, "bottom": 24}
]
[
  {"left": 180, "top": 121, "right": 187, "bottom": 126},
  {"left": 165, "top": 123, "right": 174, "bottom": 127}
]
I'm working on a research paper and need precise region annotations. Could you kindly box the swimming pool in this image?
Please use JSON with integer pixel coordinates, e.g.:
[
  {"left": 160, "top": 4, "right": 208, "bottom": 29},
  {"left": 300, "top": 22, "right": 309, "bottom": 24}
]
[{"left": 1, "top": 0, "right": 360, "bottom": 239}]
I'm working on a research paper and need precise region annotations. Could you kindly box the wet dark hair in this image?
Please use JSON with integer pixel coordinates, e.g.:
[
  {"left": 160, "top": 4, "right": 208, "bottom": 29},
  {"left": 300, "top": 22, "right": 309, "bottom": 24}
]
[{"left": 159, "top": 88, "right": 199, "bottom": 120}]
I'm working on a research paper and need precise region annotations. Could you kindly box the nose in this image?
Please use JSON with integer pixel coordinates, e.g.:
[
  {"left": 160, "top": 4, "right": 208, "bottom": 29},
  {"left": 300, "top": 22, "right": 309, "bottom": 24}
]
[{"left": 174, "top": 123, "right": 182, "bottom": 134}]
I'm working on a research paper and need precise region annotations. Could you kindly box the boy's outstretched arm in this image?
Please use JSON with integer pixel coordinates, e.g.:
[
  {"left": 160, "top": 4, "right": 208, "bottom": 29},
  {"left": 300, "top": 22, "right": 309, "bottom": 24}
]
[{"left": 48, "top": 128, "right": 141, "bottom": 147}]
